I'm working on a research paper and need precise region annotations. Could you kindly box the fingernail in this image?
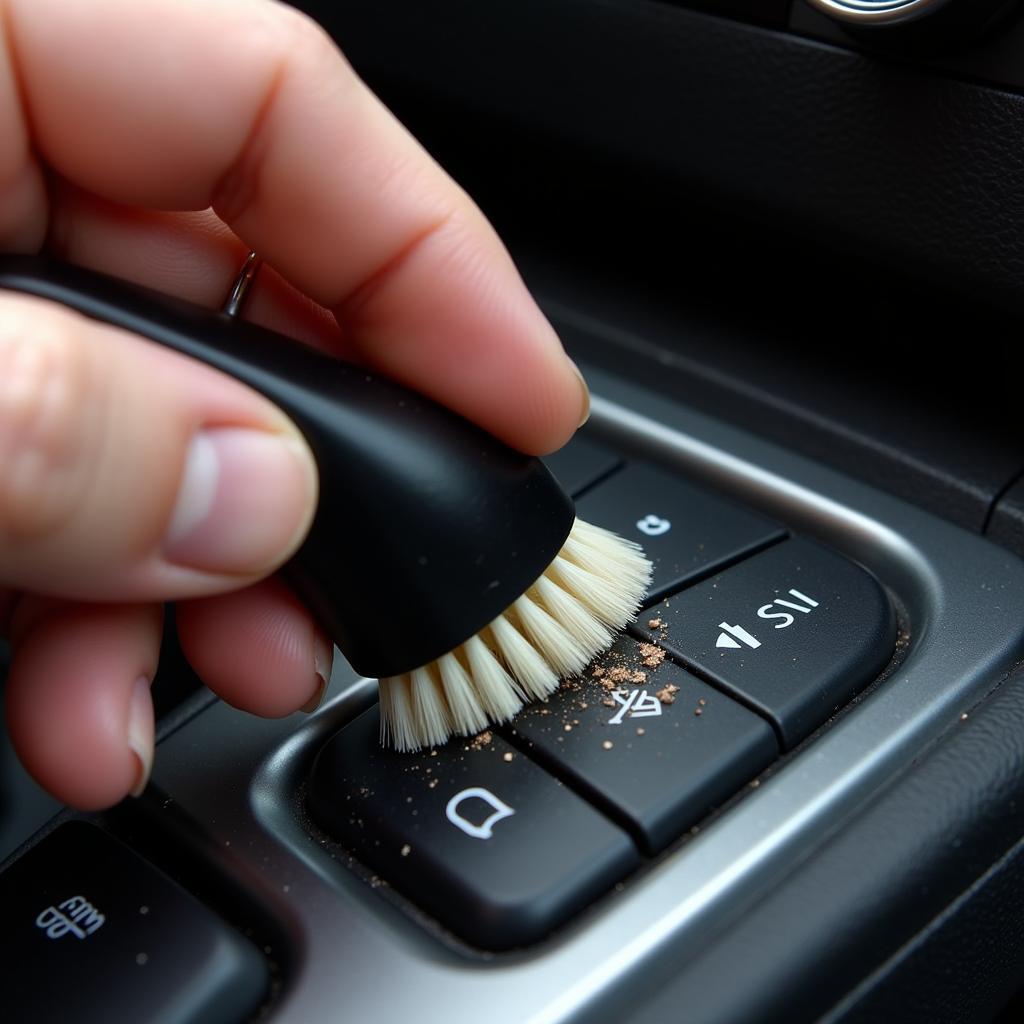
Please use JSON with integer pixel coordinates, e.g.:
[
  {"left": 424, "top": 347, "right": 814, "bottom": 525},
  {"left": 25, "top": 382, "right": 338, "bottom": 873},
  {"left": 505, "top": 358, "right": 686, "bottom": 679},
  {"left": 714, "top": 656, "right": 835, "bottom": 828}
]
[
  {"left": 569, "top": 360, "right": 590, "bottom": 427},
  {"left": 164, "top": 428, "right": 317, "bottom": 574},
  {"left": 301, "top": 632, "right": 333, "bottom": 713},
  {"left": 127, "top": 677, "right": 154, "bottom": 798}
]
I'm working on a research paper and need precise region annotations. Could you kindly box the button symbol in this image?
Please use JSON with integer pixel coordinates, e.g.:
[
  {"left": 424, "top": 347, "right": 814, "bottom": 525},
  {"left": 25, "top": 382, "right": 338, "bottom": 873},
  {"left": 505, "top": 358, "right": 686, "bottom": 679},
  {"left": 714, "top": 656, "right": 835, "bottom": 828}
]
[
  {"left": 607, "top": 689, "right": 664, "bottom": 725},
  {"left": 35, "top": 895, "right": 105, "bottom": 940},
  {"left": 445, "top": 787, "right": 515, "bottom": 840},
  {"left": 716, "top": 622, "right": 762, "bottom": 650},
  {"left": 716, "top": 589, "right": 819, "bottom": 650},
  {"left": 636, "top": 514, "right": 671, "bottom": 537},
  {"left": 757, "top": 588, "right": 819, "bottom": 629}
]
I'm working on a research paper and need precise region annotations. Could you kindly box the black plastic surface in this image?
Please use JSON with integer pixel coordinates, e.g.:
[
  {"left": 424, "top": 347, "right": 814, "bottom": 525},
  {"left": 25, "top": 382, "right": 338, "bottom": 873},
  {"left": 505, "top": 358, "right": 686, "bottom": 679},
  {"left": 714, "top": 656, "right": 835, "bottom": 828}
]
[
  {"left": 0, "top": 256, "right": 575, "bottom": 678},
  {"left": 508, "top": 637, "right": 777, "bottom": 854},
  {"left": 542, "top": 434, "right": 622, "bottom": 498},
  {"left": 636, "top": 539, "right": 896, "bottom": 747},
  {"left": 307, "top": 705, "right": 639, "bottom": 950},
  {"left": 0, "top": 822, "right": 267, "bottom": 1024},
  {"left": 575, "top": 463, "right": 786, "bottom": 605},
  {"left": 663, "top": 0, "right": 791, "bottom": 28}
]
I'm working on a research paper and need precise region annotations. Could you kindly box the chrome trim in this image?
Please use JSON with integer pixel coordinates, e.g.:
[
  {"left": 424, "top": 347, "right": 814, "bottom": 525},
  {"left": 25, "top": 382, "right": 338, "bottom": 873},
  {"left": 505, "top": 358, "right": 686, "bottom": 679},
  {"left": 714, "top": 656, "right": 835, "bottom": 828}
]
[{"left": 804, "top": 0, "right": 948, "bottom": 25}]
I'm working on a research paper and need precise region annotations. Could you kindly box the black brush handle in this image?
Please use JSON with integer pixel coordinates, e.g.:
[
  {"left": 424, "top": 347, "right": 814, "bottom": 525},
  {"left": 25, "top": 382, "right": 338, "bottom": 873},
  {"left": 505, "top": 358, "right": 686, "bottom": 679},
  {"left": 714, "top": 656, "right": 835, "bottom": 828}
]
[{"left": 0, "top": 256, "right": 575, "bottom": 678}]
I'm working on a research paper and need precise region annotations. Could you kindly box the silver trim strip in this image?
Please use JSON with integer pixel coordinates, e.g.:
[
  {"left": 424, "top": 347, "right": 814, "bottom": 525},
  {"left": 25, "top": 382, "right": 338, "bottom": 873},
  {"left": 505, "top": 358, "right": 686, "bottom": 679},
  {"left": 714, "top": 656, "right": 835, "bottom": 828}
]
[{"left": 805, "top": 0, "right": 948, "bottom": 24}]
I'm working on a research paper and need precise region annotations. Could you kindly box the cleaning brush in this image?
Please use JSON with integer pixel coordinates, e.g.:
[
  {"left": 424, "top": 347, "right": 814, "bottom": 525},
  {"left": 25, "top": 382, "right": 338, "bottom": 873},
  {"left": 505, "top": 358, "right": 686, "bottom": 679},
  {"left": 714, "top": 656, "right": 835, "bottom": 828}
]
[{"left": 0, "top": 256, "right": 652, "bottom": 751}]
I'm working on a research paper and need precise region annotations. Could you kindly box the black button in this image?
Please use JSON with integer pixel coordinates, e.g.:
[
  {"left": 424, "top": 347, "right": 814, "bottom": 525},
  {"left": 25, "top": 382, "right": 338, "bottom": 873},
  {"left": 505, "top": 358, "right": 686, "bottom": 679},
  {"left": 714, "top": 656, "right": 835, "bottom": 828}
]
[
  {"left": 507, "top": 638, "right": 777, "bottom": 854},
  {"left": 542, "top": 434, "right": 621, "bottom": 497},
  {"left": 0, "top": 822, "right": 267, "bottom": 1024},
  {"left": 635, "top": 539, "right": 897, "bottom": 748},
  {"left": 308, "top": 706, "right": 639, "bottom": 950},
  {"left": 575, "top": 464, "right": 786, "bottom": 604}
]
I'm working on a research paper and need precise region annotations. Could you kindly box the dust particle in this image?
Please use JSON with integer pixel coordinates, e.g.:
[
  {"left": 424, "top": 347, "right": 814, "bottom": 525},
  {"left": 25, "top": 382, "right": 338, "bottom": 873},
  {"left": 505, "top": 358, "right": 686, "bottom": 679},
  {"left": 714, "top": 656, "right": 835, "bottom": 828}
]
[
  {"left": 400, "top": 844, "right": 411, "bottom": 857},
  {"left": 602, "top": 740, "right": 614, "bottom": 750},
  {"left": 469, "top": 730, "right": 494, "bottom": 751},
  {"left": 639, "top": 643, "right": 666, "bottom": 669},
  {"left": 503, "top": 752, "right": 514, "bottom": 762},
  {"left": 564, "top": 724, "right": 573, "bottom": 732},
  {"left": 602, "top": 698, "right": 616, "bottom": 708},
  {"left": 636, "top": 727, "right": 645, "bottom": 736},
  {"left": 694, "top": 707, "right": 703, "bottom": 717}
]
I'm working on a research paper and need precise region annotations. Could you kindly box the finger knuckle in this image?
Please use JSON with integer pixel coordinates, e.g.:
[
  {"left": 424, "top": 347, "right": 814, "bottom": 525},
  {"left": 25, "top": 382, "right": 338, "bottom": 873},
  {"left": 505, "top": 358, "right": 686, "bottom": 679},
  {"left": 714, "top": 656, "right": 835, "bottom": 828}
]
[{"left": 0, "top": 308, "right": 100, "bottom": 541}]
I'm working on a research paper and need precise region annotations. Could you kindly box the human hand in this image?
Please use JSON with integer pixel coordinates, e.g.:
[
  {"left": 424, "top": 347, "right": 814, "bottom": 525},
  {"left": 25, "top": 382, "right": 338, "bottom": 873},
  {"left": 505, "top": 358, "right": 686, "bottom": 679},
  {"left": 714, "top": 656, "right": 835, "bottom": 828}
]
[{"left": 0, "top": 0, "right": 588, "bottom": 809}]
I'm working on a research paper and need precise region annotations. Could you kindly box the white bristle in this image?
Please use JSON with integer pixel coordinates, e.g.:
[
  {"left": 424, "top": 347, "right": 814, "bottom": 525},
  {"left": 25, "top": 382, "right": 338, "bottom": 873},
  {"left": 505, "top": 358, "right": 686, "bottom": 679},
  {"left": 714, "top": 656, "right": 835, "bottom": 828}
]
[
  {"left": 549, "top": 556, "right": 641, "bottom": 627},
  {"left": 534, "top": 574, "right": 613, "bottom": 654},
  {"left": 378, "top": 673, "right": 415, "bottom": 750},
  {"left": 437, "top": 652, "right": 489, "bottom": 736},
  {"left": 488, "top": 612, "right": 559, "bottom": 701},
  {"left": 511, "top": 593, "right": 590, "bottom": 678},
  {"left": 377, "top": 517, "right": 653, "bottom": 752},
  {"left": 461, "top": 634, "right": 524, "bottom": 722},
  {"left": 409, "top": 665, "right": 451, "bottom": 749}
]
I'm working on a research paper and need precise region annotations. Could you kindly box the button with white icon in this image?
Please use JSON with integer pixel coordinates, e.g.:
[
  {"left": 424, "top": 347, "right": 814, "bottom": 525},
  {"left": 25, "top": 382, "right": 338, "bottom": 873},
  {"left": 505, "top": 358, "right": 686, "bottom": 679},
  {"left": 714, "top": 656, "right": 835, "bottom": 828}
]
[
  {"left": 511, "top": 637, "right": 777, "bottom": 854},
  {"left": 308, "top": 706, "right": 638, "bottom": 950},
  {"left": 575, "top": 463, "right": 785, "bottom": 605},
  {"left": 638, "top": 539, "right": 895, "bottom": 748}
]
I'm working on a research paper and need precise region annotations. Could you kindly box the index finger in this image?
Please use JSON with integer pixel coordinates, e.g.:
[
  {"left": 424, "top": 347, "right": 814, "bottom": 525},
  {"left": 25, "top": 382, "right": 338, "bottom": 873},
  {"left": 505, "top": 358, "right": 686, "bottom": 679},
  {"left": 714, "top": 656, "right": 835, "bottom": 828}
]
[{"left": 2, "top": 0, "right": 587, "bottom": 454}]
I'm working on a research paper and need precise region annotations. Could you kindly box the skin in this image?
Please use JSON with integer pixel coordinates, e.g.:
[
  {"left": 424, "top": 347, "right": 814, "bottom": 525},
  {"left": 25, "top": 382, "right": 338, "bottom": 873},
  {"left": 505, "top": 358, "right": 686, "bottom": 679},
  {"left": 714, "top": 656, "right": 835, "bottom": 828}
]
[{"left": 0, "top": 0, "right": 587, "bottom": 809}]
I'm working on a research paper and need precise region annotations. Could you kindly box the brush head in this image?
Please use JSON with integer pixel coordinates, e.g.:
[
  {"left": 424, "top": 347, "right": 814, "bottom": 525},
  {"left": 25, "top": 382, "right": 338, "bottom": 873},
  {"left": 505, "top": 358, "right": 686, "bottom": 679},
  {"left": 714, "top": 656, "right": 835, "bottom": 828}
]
[{"left": 378, "top": 518, "right": 653, "bottom": 751}]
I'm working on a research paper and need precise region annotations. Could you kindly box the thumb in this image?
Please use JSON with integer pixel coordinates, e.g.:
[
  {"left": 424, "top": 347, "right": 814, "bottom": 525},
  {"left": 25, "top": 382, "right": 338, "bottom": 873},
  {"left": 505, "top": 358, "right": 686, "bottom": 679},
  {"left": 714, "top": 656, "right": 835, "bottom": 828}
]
[{"left": 0, "top": 291, "right": 318, "bottom": 602}]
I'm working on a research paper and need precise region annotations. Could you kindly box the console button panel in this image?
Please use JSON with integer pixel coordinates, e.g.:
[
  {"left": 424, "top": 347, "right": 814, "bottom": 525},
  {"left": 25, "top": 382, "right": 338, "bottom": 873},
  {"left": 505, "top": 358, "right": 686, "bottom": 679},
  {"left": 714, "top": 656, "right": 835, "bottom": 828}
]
[{"left": 307, "top": 439, "right": 897, "bottom": 949}]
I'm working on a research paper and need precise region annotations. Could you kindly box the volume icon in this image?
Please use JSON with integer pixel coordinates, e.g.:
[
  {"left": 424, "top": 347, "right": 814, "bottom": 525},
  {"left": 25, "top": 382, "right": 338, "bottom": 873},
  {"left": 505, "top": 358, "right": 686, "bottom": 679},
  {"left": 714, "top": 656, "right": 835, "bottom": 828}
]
[{"left": 716, "top": 622, "right": 761, "bottom": 650}]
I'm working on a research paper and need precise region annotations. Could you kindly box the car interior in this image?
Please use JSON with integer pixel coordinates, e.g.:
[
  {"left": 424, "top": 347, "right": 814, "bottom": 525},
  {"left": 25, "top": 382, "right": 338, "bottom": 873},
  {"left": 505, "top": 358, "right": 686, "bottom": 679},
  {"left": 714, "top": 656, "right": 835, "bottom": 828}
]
[{"left": 5, "top": 0, "right": 1024, "bottom": 1020}]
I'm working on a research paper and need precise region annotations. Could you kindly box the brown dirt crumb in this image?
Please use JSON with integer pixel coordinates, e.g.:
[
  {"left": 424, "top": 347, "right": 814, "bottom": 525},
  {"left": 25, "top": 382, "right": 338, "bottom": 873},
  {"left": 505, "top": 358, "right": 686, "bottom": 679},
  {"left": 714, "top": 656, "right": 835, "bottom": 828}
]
[
  {"left": 694, "top": 708, "right": 703, "bottom": 717},
  {"left": 563, "top": 724, "right": 573, "bottom": 732},
  {"left": 602, "top": 740, "right": 614, "bottom": 750},
  {"left": 400, "top": 844, "right": 411, "bottom": 857},
  {"left": 602, "top": 698, "right": 616, "bottom": 708},
  {"left": 592, "top": 666, "right": 605, "bottom": 678},
  {"left": 468, "top": 730, "right": 493, "bottom": 751},
  {"left": 630, "top": 670, "right": 647, "bottom": 684},
  {"left": 639, "top": 643, "right": 666, "bottom": 669},
  {"left": 607, "top": 666, "right": 630, "bottom": 684},
  {"left": 428, "top": 778, "right": 438, "bottom": 789},
  {"left": 699, "top": 698, "right": 707, "bottom": 706},
  {"left": 636, "top": 727, "right": 646, "bottom": 736},
  {"left": 656, "top": 683, "right": 679, "bottom": 705},
  {"left": 648, "top": 618, "right": 662, "bottom": 629},
  {"left": 502, "top": 752, "right": 514, "bottom": 762}
]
